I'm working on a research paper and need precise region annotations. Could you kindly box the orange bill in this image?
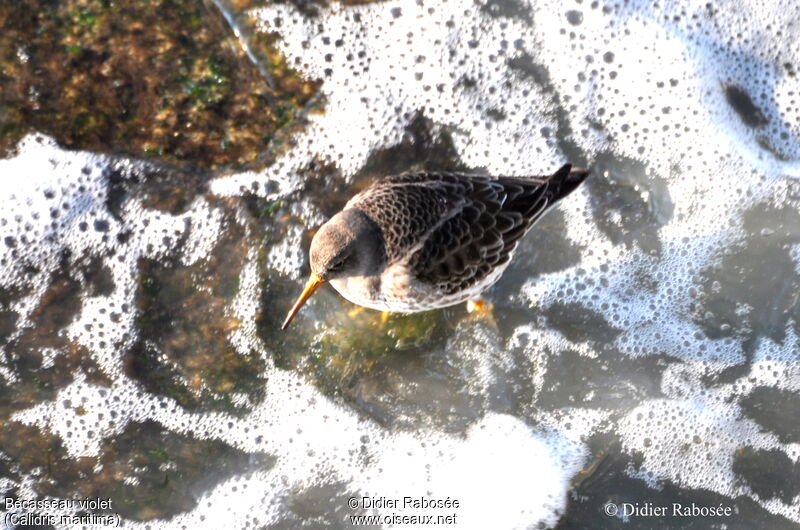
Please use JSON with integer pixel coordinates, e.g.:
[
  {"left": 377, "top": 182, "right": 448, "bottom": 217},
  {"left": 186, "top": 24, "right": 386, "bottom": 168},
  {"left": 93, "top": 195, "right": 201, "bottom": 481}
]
[{"left": 281, "top": 273, "right": 325, "bottom": 330}]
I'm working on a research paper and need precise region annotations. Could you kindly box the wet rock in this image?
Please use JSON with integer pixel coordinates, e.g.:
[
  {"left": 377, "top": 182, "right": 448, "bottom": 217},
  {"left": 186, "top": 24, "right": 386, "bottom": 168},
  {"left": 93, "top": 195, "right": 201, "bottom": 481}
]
[
  {"left": 732, "top": 446, "right": 800, "bottom": 505},
  {"left": 0, "top": 419, "right": 273, "bottom": 521},
  {"left": 126, "top": 214, "right": 266, "bottom": 414},
  {"left": 692, "top": 200, "right": 800, "bottom": 349},
  {"left": 544, "top": 302, "right": 621, "bottom": 345},
  {"left": 497, "top": 208, "right": 584, "bottom": 288},
  {"left": 585, "top": 152, "right": 673, "bottom": 256},
  {"left": 725, "top": 85, "right": 768, "bottom": 129},
  {"left": 557, "top": 436, "right": 797, "bottom": 529},
  {"left": 536, "top": 347, "right": 670, "bottom": 411},
  {"left": 76, "top": 255, "right": 115, "bottom": 297},
  {"left": 0, "top": 255, "right": 112, "bottom": 416},
  {"left": 275, "top": 482, "right": 362, "bottom": 528},
  {"left": 739, "top": 387, "right": 800, "bottom": 444},
  {"left": 354, "top": 112, "right": 471, "bottom": 182}
]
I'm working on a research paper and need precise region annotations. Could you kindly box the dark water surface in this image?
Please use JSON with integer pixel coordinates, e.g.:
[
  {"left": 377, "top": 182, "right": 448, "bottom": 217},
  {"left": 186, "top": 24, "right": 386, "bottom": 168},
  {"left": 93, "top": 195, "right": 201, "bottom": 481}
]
[{"left": 1, "top": 0, "right": 799, "bottom": 528}]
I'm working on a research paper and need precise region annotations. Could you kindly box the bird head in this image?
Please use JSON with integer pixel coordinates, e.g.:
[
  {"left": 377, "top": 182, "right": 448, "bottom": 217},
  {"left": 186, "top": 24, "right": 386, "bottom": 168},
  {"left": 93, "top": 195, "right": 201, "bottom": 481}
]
[{"left": 281, "top": 209, "right": 385, "bottom": 330}]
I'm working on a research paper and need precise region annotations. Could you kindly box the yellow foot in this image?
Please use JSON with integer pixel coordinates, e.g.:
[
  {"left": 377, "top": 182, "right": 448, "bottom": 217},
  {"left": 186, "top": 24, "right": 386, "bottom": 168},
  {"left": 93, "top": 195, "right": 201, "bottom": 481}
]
[
  {"left": 466, "top": 299, "right": 497, "bottom": 327},
  {"left": 467, "top": 299, "right": 489, "bottom": 313},
  {"left": 347, "top": 306, "right": 367, "bottom": 319},
  {"left": 347, "top": 306, "right": 392, "bottom": 328}
]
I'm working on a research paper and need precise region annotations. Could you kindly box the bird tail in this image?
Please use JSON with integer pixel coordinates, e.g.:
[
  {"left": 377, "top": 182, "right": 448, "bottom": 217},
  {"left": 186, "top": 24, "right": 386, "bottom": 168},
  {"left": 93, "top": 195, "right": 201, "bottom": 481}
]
[{"left": 549, "top": 163, "right": 590, "bottom": 201}]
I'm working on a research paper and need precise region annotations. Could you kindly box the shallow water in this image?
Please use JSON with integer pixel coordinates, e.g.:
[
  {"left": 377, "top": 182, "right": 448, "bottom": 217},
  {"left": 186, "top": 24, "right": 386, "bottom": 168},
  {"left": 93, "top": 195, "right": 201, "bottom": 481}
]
[{"left": 1, "top": 0, "right": 799, "bottom": 529}]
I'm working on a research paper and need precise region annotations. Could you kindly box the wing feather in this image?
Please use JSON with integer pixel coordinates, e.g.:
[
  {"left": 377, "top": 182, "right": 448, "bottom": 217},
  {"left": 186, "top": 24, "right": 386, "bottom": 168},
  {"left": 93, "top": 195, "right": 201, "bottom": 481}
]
[{"left": 348, "top": 165, "right": 589, "bottom": 295}]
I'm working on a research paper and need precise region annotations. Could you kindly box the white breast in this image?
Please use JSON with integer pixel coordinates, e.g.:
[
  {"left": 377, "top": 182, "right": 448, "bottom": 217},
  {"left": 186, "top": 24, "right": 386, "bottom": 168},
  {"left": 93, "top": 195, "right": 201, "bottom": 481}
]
[{"left": 329, "top": 258, "right": 514, "bottom": 313}]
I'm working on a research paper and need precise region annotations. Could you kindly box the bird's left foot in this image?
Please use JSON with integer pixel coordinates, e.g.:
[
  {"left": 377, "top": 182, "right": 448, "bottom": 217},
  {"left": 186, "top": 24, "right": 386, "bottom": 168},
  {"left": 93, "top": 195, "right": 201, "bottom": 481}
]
[
  {"left": 467, "top": 299, "right": 497, "bottom": 327},
  {"left": 347, "top": 306, "right": 367, "bottom": 319},
  {"left": 347, "top": 305, "right": 392, "bottom": 328},
  {"left": 467, "top": 299, "right": 489, "bottom": 313}
]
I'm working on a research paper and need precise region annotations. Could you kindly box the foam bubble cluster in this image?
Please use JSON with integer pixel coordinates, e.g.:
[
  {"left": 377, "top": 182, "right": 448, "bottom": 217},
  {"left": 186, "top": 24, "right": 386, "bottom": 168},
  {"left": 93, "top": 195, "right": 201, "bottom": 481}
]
[{"left": 1, "top": 0, "right": 799, "bottom": 528}]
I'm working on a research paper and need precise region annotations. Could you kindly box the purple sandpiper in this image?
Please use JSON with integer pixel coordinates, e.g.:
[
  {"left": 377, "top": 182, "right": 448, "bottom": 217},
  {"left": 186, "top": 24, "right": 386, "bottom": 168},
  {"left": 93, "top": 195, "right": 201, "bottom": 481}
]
[{"left": 281, "top": 163, "right": 589, "bottom": 330}]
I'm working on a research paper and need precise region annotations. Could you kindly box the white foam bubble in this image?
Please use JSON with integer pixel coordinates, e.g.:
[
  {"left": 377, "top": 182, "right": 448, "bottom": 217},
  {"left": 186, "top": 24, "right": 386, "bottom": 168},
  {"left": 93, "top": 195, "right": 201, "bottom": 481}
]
[{"left": 3, "top": 0, "right": 800, "bottom": 527}]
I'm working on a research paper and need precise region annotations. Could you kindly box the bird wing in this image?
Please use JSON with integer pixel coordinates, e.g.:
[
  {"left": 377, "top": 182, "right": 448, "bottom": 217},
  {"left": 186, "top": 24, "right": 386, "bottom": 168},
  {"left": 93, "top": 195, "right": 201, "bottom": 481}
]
[{"left": 348, "top": 164, "right": 588, "bottom": 295}]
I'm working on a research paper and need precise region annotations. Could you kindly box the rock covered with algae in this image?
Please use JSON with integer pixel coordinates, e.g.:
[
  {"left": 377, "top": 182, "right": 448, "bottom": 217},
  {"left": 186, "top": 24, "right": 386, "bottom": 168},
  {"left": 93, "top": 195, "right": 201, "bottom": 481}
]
[{"left": 0, "top": 0, "right": 316, "bottom": 169}]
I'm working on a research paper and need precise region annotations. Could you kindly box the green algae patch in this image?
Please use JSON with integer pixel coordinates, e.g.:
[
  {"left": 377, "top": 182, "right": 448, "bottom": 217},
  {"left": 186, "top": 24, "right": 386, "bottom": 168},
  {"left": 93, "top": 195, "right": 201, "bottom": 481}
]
[
  {"left": 310, "top": 310, "right": 443, "bottom": 393},
  {"left": 258, "top": 269, "right": 448, "bottom": 399},
  {"left": 0, "top": 0, "right": 317, "bottom": 169}
]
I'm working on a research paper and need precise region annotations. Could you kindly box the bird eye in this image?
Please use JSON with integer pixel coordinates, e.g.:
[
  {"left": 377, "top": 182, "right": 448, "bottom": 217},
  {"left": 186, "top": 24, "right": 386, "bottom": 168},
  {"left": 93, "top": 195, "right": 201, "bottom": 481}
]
[{"left": 329, "top": 258, "right": 346, "bottom": 272}]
